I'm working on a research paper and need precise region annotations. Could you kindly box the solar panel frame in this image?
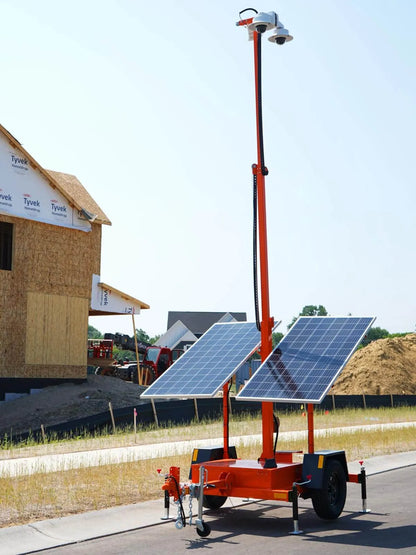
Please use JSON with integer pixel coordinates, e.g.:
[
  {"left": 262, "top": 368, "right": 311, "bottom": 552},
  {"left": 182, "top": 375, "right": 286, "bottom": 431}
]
[
  {"left": 236, "top": 316, "right": 375, "bottom": 404},
  {"left": 141, "top": 321, "right": 262, "bottom": 399}
]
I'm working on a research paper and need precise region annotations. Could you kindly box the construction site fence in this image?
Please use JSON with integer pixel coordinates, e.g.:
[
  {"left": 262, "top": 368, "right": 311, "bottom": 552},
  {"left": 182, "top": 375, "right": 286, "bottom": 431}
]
[{"left": 5, "top": 394, "right": 416, "bottom": 444}]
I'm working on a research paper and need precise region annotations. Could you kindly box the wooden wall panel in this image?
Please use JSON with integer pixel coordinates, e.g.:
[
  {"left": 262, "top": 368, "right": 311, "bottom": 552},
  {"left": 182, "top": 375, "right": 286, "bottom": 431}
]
[
  {"left": 25, "top": 292, "right": 44, "bottom": 365},
  {"left": 67, "top": 296, "right": 88, "bottom": 366},
  {"left": 26, "top": 293, "right": 88, "bottom": 367}
]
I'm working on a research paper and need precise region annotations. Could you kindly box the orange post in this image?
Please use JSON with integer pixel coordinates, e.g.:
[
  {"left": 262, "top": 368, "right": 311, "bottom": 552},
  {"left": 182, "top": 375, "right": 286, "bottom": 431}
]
[{"left": 253, "top": 29, "right": 275, "bottom": 462}]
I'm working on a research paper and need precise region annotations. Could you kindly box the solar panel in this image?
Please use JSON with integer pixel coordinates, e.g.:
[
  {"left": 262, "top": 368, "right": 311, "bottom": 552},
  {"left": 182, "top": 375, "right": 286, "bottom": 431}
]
[
  {"left": 141, "top": 322, "right": 261, "bottom": 399},
  {"left": 236, "top": 316, "right": 375, "bottom": 404}
]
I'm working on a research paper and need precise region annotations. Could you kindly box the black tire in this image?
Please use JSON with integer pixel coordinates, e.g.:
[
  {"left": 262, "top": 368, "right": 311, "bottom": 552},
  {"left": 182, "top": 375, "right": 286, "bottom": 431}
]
[
  {"left": 196, "top": 522, "right": 211, "bottom": 537},
  {"left": 131, "top": 366, "right": 139, "bottom": 384},
  {"left": 312, "top": 459, "right": 347, "bottom": 520},
  {"left": 137, "top": 364, "right": 156, "bottom": 386},
  {"left": 203, "top": 495, "right": 227, "bottom": 510},
  {"left": 114, "top": 366, "right": 131, "bottom": 381}
]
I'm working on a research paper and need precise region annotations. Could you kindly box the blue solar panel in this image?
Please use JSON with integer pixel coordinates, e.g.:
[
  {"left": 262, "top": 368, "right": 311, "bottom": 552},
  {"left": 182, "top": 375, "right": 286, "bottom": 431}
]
[
  {"left": 141, "top": 322, "right": 261, "bottom": 399},
  {"left": 237, "top": 316, "right": 375, "bottom": 404}
]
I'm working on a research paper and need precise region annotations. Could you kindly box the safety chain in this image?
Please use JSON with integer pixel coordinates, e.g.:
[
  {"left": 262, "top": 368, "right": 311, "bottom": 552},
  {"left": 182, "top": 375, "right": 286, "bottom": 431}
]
[
  {"left": 188, "top": 493, "right": 194, "bottom": 526},
  {"left": 174, "top": 489, "right": 185, "bottom": 529}
]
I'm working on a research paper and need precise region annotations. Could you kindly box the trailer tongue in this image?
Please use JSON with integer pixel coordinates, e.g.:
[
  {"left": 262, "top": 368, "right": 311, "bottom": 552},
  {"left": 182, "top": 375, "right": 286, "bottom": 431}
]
[{"left": 141, "top": 7, "right": 374, "bottom": 537}]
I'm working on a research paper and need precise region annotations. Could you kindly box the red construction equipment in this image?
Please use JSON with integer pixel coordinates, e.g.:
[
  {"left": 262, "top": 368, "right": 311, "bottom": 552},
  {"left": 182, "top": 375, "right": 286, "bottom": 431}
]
[{"left": 95, "top": 333, "right": 183, "bottom": 385}]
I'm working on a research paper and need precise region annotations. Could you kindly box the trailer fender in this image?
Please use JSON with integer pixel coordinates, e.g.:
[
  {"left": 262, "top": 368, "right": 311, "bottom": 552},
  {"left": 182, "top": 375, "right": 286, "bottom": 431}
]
[
  {"left": 301, "top": 450, "right": 348, "bottom": 490},
  {"left": 189, "top": 446, "right": 237, "bottom": 479}
]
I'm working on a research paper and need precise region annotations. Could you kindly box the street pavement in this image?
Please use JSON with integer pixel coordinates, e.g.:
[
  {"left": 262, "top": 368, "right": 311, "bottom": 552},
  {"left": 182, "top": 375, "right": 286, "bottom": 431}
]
[{"left": 0, "top": 450, "right": 414, "bottom": 555}]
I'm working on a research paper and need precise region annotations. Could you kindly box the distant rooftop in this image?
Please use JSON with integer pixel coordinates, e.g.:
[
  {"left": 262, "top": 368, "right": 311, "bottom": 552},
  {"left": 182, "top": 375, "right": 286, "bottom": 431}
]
[{"left": 167, "top": 311, "right": 247, "bottom": 337}]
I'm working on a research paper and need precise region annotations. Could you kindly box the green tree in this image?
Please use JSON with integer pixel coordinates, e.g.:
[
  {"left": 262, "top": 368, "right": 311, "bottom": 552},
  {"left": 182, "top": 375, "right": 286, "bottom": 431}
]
[
  {"left": 88, "top": 325, "right": 103, "bottom": 339},
  {"left": 288, "top": 305, "right": 328, "bottom": 329},
  {"left": 360, "top": 326, "right": 389, "bottom": 348},
  {"left": 135, "top": 329, "right": 151, "bottom": 343},
  {"left": 135, "top": 329, "right": 161, "bottom": 345},
  {"left": 272, "top": 331, "right": 284, "bottom": 347},
  {"left": 112, "top": 345, "right": 136, "bottom": 363}
]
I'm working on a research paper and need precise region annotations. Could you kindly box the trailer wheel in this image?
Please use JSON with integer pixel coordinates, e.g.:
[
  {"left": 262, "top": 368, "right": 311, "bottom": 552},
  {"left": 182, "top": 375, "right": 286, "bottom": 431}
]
[
  {"left": 196, "top": 522, "right": 211, "bottom": 537},
  {"left": 203, "top": 495, "right": 227, "bottom": 510},
  {"left": 312, "top": 459, "right": 347, "bottom": 520}
]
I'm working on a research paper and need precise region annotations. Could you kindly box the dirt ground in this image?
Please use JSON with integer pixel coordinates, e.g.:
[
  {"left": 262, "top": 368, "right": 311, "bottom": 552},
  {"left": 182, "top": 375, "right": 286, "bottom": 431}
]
[
  {"left": 0, "top": 375, "right": 146, "bottom": 437},
  {"left": 333, "top": 333, "right": 416, "bottom": 395}
]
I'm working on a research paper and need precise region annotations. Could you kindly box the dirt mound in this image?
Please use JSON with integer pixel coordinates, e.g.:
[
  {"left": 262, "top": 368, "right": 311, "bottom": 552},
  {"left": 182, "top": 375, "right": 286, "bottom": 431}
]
[
  {"left": 0, "top": 375, "right": 146, "bottom": 436},
  {"left": 333, "top": 334, "right": 416, "bottom": 395}
]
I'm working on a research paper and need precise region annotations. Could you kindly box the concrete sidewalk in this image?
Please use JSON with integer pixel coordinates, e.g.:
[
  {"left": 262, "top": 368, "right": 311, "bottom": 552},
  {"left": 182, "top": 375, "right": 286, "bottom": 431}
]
[
  {"left": 0, "top": 450, "right": 414, "bottom": 555},
  {"left": 1, "top": 421, "right": 415, "bottom": 477}
]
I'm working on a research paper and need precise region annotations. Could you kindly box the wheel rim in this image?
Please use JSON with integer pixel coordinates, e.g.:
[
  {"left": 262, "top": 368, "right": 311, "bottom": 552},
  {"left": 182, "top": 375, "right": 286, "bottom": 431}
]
[{"left": 328, "top": 472, "right": 339, "bottom": 505}]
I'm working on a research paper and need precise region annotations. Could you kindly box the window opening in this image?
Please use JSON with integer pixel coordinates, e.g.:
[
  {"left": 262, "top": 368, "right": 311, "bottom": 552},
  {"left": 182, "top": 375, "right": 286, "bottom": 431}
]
[{"left": 0, "top": 222, "right": 13, "bottom": 271}]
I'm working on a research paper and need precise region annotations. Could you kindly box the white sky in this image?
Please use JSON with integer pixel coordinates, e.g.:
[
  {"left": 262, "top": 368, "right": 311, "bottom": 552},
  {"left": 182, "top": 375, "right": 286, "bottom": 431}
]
[{"left": 1, "top": 0, "right": 415, "bottom": 337}]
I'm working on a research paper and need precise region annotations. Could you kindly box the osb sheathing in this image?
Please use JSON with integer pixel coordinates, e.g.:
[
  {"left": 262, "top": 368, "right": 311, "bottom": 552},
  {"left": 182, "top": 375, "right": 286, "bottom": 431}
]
[
  {"left": 26, "top": 292, "right": 88, "bottom": 366},
  {"left": 46, "top": 170, "right": 111, "bottom": 226},
  {"left": 0, "top": 214, "right": 101, "bottom": 379}
]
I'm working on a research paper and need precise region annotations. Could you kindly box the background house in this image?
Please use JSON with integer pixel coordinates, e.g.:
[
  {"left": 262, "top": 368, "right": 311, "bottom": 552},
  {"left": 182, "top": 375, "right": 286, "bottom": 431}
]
[
  {"left": 0, "top": 124, "right": 148, "bottom": 397},
  {"left": 156, "top": 311, "right": 247, "bottom": 351}
]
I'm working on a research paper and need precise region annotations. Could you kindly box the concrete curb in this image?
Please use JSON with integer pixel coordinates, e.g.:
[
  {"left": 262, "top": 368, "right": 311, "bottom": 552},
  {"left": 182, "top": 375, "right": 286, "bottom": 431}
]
[{"left": 0, "top": 450, "right": 414, "bottom": 555}]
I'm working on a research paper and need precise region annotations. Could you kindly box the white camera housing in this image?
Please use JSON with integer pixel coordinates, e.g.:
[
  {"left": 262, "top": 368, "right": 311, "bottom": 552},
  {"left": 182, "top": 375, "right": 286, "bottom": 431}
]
[
  {"left": 248, "top": 12, "right": 277, "bottom": 33},
  {"left": 244, "top": 11, "right": 293, "bottom": 44},
  {"left": 268, "top": 27, "right": 293, "bottom": 44}
]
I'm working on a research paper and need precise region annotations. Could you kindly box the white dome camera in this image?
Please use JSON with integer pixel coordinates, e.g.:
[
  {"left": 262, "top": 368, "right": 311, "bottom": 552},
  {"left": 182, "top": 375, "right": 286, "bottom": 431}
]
[
  {"left": 268, "top": 27, "right": 293, "bottom": 45},
  {"left": 248, "top": 12, "right": 277, "bottom": 34}
]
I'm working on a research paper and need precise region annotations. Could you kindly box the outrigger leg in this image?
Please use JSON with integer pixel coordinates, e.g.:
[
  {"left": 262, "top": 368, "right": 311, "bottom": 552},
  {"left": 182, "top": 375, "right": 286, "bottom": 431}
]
[
  {"left": 161, "top": 490, "right": 170, "bottom": 520},
  {"left": 289, "top": 483, "right": 303, "bottom": 535},
  {"left": 359, "top": 462, "right": 370, "bottom": 513},
  {"left": 195, "top": 465, "right": 211, "bottom": 538}
]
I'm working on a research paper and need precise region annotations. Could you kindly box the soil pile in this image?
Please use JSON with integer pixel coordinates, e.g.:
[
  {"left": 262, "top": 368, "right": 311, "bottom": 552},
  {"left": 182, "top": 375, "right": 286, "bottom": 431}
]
[
  {"left": 333, "top": 333, "right": 416, "bottom": 395},
  {"left": 0, "top": 375, "right": 146, "bottom": 436}
]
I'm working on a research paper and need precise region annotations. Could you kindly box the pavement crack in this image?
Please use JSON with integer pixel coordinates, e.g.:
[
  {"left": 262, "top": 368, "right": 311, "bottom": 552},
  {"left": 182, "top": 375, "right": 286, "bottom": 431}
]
[{"left": 27, "top": 523, "right": 63, "bottom": 540}]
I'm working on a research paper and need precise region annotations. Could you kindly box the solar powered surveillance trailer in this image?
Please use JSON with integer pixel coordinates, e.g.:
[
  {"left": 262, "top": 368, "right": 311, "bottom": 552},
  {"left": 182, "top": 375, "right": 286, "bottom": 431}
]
[
  {"left": 143, "top": 317, "right": 373, "bottom": 536},
  {"left": 140, "top": 8, "right": 374, "bottom": 538}
]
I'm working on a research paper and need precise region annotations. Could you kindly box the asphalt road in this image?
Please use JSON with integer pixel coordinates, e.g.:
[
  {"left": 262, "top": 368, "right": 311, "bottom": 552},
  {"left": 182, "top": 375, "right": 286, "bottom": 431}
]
[{"left": 39, "top": 466, "right": 416, "bottom": 554}]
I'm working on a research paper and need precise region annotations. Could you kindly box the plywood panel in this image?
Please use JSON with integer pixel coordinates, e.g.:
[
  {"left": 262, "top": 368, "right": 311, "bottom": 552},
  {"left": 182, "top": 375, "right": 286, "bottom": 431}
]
[
  {"left": 26, "top": 292, "right": 88, "bottom": 367},
  {"left": 47, "top": 294, "right": 67, "bottom": 364},
  {"left": 67, "top": 296, "right": 88, "bottom": 366},
  {"left": 26, "top": 292, "right": 45, "bottom": 365}
]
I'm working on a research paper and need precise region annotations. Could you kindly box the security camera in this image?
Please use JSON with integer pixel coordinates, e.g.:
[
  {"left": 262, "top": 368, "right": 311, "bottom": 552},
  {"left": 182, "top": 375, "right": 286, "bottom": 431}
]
[
  {"left": 248, "top": 12, "right": 277, "bottom": 34},
  {"left": 268, "top": 27, "right": 293, "bottom": 45}
]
